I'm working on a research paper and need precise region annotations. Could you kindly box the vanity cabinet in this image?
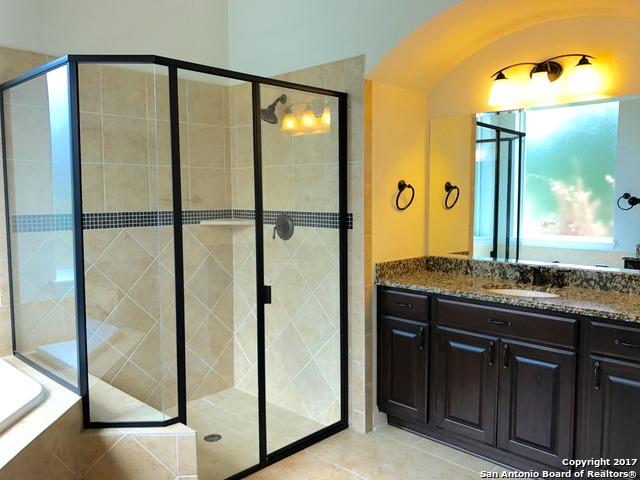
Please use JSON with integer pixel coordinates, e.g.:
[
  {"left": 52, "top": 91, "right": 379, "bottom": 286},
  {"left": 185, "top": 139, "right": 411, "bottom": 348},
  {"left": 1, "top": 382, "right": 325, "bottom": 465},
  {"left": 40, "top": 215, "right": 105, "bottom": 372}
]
[
  {"left": 379, "top": 315, "right": 428, "bottom": 423},
  {"left": 378, "top": 286, "right": 581, "bottom": 472},
  {"left": 433, "top": 326, "right": 498, "bottom": 444},
  {"left": 584, "top": 321, "right": 640, "bottom": 471},
  {"left": 434, "top": 299, "right": 576, "bottom": 470},
  {"left": 378, "top": 289, "right": 429, "bottom": 424},
  {"left": 586, "top": 357, "right": 640, "bottom": 472},
  {"left": 497, "top": 339, "right": 575, "bottom": 469}
]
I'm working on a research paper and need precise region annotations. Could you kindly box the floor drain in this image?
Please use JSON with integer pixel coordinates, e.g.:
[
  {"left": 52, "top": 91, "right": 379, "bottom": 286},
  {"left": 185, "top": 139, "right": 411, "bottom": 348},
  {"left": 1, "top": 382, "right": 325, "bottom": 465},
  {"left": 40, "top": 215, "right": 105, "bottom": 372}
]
[{"left": 204, "top": 434, "right": 222, "bottom": 442}]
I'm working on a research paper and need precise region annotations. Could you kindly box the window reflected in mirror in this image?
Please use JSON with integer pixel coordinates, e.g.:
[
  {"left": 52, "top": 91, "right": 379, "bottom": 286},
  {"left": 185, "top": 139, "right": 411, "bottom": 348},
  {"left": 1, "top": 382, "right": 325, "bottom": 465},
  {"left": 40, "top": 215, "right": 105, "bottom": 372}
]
[{"left": 471, "top": 96, "right": 639, "bottom": 270}]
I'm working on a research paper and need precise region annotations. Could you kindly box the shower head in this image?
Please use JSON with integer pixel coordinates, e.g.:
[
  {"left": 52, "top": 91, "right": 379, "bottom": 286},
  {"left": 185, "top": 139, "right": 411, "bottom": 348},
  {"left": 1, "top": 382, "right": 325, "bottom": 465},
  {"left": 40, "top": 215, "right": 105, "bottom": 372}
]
[{"left": 260, "top": 94, "right": 287, "bottom": 124}]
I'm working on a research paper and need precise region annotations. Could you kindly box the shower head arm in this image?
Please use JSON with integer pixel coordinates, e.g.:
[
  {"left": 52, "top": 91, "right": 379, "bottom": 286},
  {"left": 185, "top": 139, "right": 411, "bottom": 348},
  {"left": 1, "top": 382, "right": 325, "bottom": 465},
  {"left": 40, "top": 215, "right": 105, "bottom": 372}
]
[{"left": 267, "top": 94, "right": 287, "bottom": 109}]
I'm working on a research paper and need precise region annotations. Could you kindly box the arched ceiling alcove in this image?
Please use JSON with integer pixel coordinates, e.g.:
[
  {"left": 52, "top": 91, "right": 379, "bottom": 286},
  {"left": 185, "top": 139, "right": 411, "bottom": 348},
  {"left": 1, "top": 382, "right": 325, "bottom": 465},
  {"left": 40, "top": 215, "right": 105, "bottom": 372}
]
[{"left": 367, "top": 0, "right": 640, "bottom": 93}]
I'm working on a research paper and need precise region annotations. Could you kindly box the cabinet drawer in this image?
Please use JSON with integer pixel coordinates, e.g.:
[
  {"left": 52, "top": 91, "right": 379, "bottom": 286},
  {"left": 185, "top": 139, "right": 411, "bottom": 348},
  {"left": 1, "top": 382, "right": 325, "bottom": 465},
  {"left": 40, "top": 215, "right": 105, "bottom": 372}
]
[
  {"left": 379, "top": 289, "right": 428, "bottom": 321},
  {"left": 436, "top": 297, "right": 577, "bottom": 348},
  {"left": 591, "top": 321, "right": 640, "bottom": 362}
]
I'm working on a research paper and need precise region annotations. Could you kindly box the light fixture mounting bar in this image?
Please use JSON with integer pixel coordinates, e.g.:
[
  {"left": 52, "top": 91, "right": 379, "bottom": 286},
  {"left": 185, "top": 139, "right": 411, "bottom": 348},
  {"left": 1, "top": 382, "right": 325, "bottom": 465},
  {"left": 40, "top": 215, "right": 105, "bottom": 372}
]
[{"left": 491, "top": 53, "right": 595, "bottom": 80}]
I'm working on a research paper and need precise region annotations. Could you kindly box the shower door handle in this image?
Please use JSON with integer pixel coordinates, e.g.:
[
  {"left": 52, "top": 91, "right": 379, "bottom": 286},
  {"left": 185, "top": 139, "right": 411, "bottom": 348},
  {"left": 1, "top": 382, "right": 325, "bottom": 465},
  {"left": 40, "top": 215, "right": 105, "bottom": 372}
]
[{"left": 262, "top": 285, "right": 272, "bottom": 305}]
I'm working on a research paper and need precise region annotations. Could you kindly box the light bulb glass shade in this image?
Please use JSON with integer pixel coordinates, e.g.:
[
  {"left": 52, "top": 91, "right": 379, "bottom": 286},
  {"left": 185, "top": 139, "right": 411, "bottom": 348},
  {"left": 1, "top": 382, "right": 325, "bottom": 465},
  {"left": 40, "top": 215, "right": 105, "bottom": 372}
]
[
  {"left": 301, "top": 109, "right": 317, "bottom": 129},
  {"left": 528, "top": 70, "right": 555, "bottom": 101},
  {"left": 320, "top": 106, "right": 331, "bottom": 127},
  {"left": 570, "top": 60, "right": 600, "bottom": 95},
  {"left": 488, "top": 76, "right": 517, "bottom": 108},
  {"left": 281, "top": 112, "right": 298, "bottom": 132}
]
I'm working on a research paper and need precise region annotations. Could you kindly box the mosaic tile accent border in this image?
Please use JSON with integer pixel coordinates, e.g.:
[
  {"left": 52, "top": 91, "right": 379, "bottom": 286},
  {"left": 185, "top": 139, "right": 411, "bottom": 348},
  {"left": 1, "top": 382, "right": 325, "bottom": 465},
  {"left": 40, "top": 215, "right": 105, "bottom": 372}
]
[
  {"left": 233, "top": 209, "right": 352, "bottom": 229},
  {"left": 11, "top": 209, "right": 353, "bottom": 232}
]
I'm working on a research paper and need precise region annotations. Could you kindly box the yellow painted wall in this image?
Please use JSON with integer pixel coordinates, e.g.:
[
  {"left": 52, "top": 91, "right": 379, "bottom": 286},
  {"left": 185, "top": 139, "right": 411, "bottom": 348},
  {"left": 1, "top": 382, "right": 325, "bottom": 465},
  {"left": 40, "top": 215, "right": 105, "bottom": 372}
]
[
  {"left": 370, "top": 81, "right": 427, "bottom": 262},
  {"left": 428, "top": 16, "right": 640, "bottom": 118},
  {"left": 370, "top": 8, "right": 640, "bottom": 265},
  {"left": 427, "top": 115, "right": 475, "bottom": 256},
  {"left": 423, "top": 15, "right": 640, "bottom": 255}
]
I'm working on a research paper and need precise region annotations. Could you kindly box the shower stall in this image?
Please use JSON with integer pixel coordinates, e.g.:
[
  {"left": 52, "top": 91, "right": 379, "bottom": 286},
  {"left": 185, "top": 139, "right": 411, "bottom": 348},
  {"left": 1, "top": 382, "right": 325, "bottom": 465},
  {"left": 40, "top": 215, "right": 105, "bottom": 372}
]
[
  {"left": 0, "top": 55, "right": 348, "bottom": 479},
  {"left": 474, "top": 120, "right": 525, "bottom": 262}
]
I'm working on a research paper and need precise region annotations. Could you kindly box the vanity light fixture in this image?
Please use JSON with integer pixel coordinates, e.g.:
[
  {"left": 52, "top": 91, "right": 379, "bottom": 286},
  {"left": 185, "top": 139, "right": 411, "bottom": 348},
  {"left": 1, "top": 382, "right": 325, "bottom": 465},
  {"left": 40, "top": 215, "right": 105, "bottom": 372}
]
[
  {"left": 488, "top": 54, "right": 597, "bottom": 107},
  {"left": 280, "top": 100, "right": 331, "bottom": 135}
]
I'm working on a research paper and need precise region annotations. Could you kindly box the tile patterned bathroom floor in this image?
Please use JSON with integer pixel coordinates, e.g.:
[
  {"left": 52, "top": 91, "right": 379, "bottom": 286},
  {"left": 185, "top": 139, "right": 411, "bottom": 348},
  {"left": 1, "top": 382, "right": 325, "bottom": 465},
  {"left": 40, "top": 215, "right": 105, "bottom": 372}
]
[{"left": 246, "top": 424, "right": 506, "bottom": 480}]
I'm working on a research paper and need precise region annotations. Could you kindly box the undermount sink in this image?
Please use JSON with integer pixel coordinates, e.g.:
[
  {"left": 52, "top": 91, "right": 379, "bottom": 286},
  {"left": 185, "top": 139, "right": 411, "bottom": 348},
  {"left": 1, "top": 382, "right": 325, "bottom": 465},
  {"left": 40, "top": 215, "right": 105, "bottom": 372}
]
[{"left": 487, "top": 288, "right": 560, "bottom": 299}]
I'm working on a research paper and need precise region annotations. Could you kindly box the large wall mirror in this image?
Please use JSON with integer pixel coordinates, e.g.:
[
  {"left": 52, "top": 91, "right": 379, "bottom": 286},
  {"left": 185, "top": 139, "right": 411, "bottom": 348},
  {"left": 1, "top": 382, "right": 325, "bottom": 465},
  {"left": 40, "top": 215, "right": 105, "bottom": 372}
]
[{"left": 429, "top": 95, "right": 640, "bottom": 271}]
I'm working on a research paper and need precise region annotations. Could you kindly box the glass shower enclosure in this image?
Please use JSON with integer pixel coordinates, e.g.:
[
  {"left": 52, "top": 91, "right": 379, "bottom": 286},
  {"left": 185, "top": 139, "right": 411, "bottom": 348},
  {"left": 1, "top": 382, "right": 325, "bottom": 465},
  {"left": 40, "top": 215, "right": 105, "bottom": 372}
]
[
  {"left": 0, "top": 55, "right": 348, "bottom": 479},
  {"left": 474, "top": 119, "right": 525, "bottom": 262}
]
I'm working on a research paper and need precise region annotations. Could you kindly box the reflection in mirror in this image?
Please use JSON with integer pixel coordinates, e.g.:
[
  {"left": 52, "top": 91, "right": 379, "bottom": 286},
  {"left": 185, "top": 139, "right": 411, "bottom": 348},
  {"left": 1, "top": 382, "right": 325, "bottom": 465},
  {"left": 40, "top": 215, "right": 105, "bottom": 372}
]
[{"left": 471, "top": 96, "right": 640, "bottom": 270}]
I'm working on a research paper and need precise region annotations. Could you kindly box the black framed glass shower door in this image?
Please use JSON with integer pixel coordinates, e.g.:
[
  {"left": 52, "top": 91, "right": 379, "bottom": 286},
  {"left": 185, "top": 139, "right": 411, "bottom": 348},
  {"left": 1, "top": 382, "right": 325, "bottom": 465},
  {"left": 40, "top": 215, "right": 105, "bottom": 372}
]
[{"left": 172, "top": 67, "right": 348, "bottom": 479}]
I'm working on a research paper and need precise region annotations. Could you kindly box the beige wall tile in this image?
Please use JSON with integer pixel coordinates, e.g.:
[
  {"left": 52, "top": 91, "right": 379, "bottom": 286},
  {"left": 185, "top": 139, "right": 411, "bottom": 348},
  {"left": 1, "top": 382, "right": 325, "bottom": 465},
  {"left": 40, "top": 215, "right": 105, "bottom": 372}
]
[
  {"left": 230, "top": 83, "right": 252, "bottom": 126},
  {"left": 104, "top": 164, "right": 150, "bottom": 211},
  {"left": 80, "top": 112, "right": 103, "bottom": 164},
  {"left": 103, "top": 115, "right": 149, "bottom": 165},
  {"left": 189, "top": 167, "right": 228, "bottom": 210},
  {"left": 233, "top": 125, "right": 254, "bottom": 168},
  {"left": 0, "top": 47, "right": 48, "bottom": 85},
  {"left": 293, "top": 164, "right": 327, "bottom": 210},
  {"left": 79, "top": 64, "right": 103, "bottom": 114},
  {"left": 84, "top": 436, "right": 174, "bottom": 480},
  {"left": 188, "top": 124, "right": 226, "bottom": 168},
  {"left": 293, "top": 133, "right": 327, "bottom": 165},
  {"left": 262, "top": 166, "right": 293, "bottom": 210},
  {"left": 101, "top": 66, "right": 148, "bottom": 118},
  {"left": 134, "top": 435, "right": 178, "bottom": 475},
  {"left": 81, "top": 164, "right": 105, "bottom": 212},
  {"left": 93, "top": 230, "right": 153, "bottom": 292},
  {"left": 187, "top": 81, "right": 226, "bottom": 126},
  {"left": 87, "top": 336, "right": 127, "bottom": 382},
  {"left": 130, "top": 325, "right": 164, "bottom": 380},
  {"left": 84, "top": 266, "right": 124, "bottom": 327},
  {"left": 111, "top": 361, "right": 158, "bottom": 405},
  {"left": 177, "top": 435, "right": 198, "bottom": 476},
  {"left": 261, "top": 122, "right": 292, "bottom": 167}
]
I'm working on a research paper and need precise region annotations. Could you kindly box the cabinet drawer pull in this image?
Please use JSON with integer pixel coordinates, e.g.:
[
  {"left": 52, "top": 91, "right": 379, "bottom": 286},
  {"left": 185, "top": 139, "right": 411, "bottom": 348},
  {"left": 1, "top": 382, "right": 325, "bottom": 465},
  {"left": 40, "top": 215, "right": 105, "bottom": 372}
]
[
  {"left": 614, "top": 339, "right": 640, "bottom": 349},
  {"left": 503, "top": 343, "right": 510, "bottom": 369},
  {"left": 489, "top": 341, "right": 495, "bottom": 366},
  {"left": 593, "top": 361, "right": 601, "bottom": 390},
  {"left": 396, "top": 302, "right": 413, "bottom": 309},
  {"left": 489, "top": 318, "right": 512, "bottom": 327},
  {"left": 418, "top": 326, "right": 424, "bottom": 350}
]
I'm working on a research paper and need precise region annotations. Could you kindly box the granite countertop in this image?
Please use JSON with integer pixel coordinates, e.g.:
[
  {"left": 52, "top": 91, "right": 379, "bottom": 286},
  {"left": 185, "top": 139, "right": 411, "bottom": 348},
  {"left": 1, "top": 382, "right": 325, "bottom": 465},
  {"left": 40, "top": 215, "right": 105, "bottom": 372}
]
[{"left": 377, "top": 269, "right": 640, "bottom": 324}]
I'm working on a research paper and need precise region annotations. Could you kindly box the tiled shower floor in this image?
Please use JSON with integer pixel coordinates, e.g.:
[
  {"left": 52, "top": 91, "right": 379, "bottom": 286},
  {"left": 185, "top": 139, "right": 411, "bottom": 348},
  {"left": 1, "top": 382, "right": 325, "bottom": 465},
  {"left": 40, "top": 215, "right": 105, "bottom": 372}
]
[{"left": 188, "top": 388, "right": 326, "bottom": 479}]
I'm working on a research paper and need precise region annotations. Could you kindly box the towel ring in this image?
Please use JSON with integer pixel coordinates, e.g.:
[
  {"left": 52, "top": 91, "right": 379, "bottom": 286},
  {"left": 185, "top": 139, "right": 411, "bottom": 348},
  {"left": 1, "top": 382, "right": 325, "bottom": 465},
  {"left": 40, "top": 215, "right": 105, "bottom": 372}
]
[
  {"left": 396, "top": 180, "right": 415, "bottom": 211},
  {"left": 617, "top": 192, "right": 640, "bottom": 211},
  {"left": 444, "top": 182, "right": 460, "bottom": 209}
]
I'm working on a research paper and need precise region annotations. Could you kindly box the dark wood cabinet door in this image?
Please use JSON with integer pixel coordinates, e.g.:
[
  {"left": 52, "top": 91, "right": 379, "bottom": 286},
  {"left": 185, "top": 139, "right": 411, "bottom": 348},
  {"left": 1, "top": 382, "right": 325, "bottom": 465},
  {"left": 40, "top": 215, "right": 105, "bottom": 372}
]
[
  {"left": 497, "top": 339, "right": 576, "bottom": 469},
  {"left": 379, "top": 315, "right": 428, "bottom": 423},
  {"left": 434, "top": 326, "right": 499, "bottom": 445},
  {"left": 587, "top": 356, "right": 640, "bottom": 472}
]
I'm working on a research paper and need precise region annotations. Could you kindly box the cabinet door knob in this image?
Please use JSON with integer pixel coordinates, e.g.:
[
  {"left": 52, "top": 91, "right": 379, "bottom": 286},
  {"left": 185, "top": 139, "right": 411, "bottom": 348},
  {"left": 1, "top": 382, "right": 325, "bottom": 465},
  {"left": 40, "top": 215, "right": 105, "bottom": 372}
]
[
  {"left": 418, "top": 326, "right": 424, "bottom": 350},
  {"left": 396, "top": 302, "right": 413, "bottom": 309},
  {"left": 489, "top": 341, "right": 495, "bottom": 366},
  {"left": 593, "top": 361, "right": 601, "bottom": 390},
  {"left": 503, "top": 343, "right": 510, "bottom": 369}
]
